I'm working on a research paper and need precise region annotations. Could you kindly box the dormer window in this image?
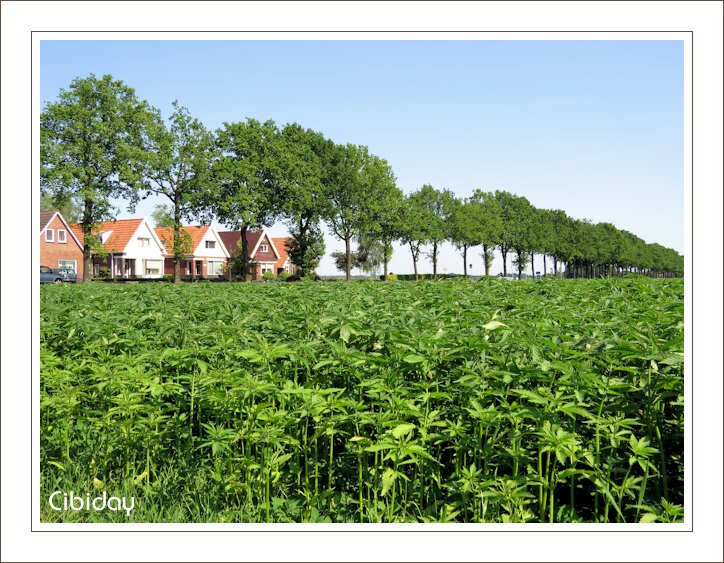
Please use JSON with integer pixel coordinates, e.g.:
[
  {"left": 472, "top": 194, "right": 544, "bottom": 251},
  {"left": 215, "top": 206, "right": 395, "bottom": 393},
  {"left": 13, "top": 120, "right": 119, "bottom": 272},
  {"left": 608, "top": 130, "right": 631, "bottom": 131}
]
[
  {"left": 260, "top": 244, "right": 268, "bottom": 252},
  {"left": 45, "top": 229, "right": 54, "bottom": 242},
  {"left": 205, "top": 241, "right": 215, "bottom": 249}
]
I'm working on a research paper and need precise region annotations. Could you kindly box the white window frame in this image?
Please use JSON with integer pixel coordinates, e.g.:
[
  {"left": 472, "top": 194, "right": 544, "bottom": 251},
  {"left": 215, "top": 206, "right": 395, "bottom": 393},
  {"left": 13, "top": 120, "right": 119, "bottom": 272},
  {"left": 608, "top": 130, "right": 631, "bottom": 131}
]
[
  {"left": 144, "top": 259, "right": 163, "bottom": 276},
  {"left": 205, "top": 240, "right": 216, "bottom": 249},
  {"left": 57, "top": 229, "right": 67, "bottom": 243},
  {"left": 58, "top": 259, "right": 76, "bottom": 271},
  {"left": 260, "top": 244, "right": 268, "bottom": 252},
  {"left": 207, "top": 261, "right": 224, "bottom": 276},
  {"left": 45, "top": 229, "right": 54, "bottom": 242},
  {"left": 138, "top": 237, "right": 150, "bottom": 247}
]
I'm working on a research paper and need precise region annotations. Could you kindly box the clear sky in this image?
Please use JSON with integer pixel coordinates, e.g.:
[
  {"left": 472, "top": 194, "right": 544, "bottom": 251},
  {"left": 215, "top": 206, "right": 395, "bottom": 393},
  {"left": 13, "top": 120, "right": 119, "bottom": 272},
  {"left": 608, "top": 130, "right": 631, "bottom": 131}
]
[{"left": 40, "top": 39, "right": 684, "bottom": 276}]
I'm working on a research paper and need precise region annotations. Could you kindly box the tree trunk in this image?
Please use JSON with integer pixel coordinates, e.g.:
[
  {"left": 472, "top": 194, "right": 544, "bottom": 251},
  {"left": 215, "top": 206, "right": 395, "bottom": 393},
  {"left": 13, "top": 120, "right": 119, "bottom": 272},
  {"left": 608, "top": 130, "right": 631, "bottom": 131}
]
[
  {"left": 553, "top": 257, "right": 558, "bottom": 277},
  {"left": 410, "top": 242, "right": 418, "bottom": 281},
  {"left": 82, "top": 198, "right": 94, "bottom": 283},
  {"left": 543, "top": 255, "right": 547, "bottom": 277},
  {"left": 463, "top": 246, "right": 468, "bottom": 278},
  {"left": 517, "top": 253, "right": 523, "bottom": 280},
  {"left": 432, "top": 241, "right": 438, "bottom": 280},
  {"left": 530, "top": 251, "right": 535, "bottom": 279},
  {"left": 345, "top": 235, "right": 351, "bottom": 281},
  {"left": 501, "top": 248, "right": 508, "bottom": 277},
  {"left": 173, "top": 199, "right": 182, "bottom": 283},
  {"left": 240, "top": 225, "right": 251, "bottom": 282},
  {"left": 383, "top": 244, "right": 389, "bottom": 281},
  {"left": 482, "top": 244, "right": 490, "bottom": 277}
]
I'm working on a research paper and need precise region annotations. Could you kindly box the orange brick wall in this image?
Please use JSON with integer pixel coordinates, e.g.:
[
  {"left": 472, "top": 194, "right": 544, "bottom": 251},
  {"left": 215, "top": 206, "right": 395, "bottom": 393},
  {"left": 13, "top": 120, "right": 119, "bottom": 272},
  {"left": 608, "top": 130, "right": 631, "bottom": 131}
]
[{"left": 40, "top": 216, "right": 84, "bottom": 278}]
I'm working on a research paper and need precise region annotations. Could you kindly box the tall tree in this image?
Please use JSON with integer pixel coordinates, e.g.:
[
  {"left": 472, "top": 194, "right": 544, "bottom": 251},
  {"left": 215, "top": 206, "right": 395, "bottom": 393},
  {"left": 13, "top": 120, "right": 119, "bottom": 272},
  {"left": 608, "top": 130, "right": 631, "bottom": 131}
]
[
  {"left": 358, "top": 156, "right": 403, "bottom": 280},
  {"left": 140, "top": 101, "right": 215, "bottom": 282},
  {"left": 41, "top": 74, "right": 157, "bottom": 281},
  {"left": 324, "top": 144, "right": 391, "bottom": 281},
  {"left": 494, "top": 190, "right": 536, "bottom": 279},
  {"left": 415, "top": 184, "right": 456, "bottom": 280},
  {"left": 277, "top": 124, "right": 331, "bottom": 278},
  {"left": 399, "top": 192, "right": 429, "bottom": 281},
  {"left": 447, "top": 196, "right": 476, "bottom": 278},
  {"left": 208, "top": 118, "right": 281, "bottom": 282},
  {"left": 468, "top": 190, "right": 503, "bottom": 277}
]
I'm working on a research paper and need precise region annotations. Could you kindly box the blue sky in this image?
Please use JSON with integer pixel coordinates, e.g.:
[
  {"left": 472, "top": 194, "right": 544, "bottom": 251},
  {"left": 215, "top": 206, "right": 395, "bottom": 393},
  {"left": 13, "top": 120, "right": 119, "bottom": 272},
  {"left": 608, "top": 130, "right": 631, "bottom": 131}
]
[{"left": 40, "top": 39, "right": 684, "bottom": 275}]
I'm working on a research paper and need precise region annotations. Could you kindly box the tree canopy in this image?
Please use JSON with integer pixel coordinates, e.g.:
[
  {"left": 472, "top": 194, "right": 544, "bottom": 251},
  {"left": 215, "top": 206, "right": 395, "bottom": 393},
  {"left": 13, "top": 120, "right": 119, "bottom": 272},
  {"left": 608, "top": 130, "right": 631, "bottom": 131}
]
[{"left": 41, "top": 73, "right": 159, "bottom": 281}]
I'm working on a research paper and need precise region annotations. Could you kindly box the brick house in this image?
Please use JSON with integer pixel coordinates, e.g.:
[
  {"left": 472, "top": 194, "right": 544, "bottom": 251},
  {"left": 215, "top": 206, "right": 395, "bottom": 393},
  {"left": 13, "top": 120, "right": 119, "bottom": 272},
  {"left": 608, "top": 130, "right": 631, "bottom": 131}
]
[
  {"left": 70, "top": 218, "right": 166, "bottom": 279},
  {"left": 40, "top": 211, "right": 84, "bottom": 278},
  {"left": 218, "top": 229, "right": 296, "bottom": 280},
  {"left": 154, "top": 225, "right": 230, "bottom": 278}
]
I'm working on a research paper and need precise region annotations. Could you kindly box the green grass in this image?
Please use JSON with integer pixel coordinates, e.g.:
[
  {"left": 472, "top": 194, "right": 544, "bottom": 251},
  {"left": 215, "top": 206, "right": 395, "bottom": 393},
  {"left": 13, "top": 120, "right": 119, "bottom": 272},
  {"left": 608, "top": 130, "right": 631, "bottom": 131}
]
[{"left": 39, "top": 277, "right": 684, "bottom": 523}]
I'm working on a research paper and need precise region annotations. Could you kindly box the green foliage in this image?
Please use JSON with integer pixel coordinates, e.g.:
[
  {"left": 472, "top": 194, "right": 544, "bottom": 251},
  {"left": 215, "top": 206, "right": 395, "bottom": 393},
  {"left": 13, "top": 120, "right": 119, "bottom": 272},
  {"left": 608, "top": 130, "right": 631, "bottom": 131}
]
[
  {"left": 262, "top": 270, "right": 275, "bottom": 282},
  {"left": 151, "top": 204, "right": 175, "bottom": 228},
  {"left": 40, "top": 278, "right": 683, "bottom": 523},
  {"left": 41, "top": 73, "right": 160, "bottom": 281},
  {"left": 409, "top": 184, "right": 458, "bottom": 279},
  {"left": 40, "top": 192, "right": 83, "bottom": 223},
  {"left": 208, "top": 119, "right": 281, "bottom": 281},
  {"left": 277, "top": 271, "right": 290, "bottom": 281},
  {"left": 286, "top": 225, "right": 325, "bottom": 278}
]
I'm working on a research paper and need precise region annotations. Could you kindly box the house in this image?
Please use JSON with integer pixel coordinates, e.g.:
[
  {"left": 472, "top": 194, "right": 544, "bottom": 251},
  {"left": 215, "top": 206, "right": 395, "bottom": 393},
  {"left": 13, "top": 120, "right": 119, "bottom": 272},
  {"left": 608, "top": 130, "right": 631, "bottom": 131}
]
[
  {"left": 218, "top": 229, "right": 296, "bottom": 280},
  {"left": 272, "top": 237, "right": 299, "bottom": 277},
  {"left": 70, "top": 218, "right": 166, "bottom": 279},
  {"left": 40, "top": 210, "right": 85, "bottom": 278},
  {"left": 154, "top": 225, "right": 230, "bottom": 278}
]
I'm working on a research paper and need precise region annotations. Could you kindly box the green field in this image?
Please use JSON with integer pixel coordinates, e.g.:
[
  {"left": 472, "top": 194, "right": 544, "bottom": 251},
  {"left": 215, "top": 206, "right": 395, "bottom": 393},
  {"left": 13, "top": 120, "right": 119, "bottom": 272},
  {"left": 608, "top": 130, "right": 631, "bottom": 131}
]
[{"left": 39, "top": 277, "right": 684, "bottom": 523}]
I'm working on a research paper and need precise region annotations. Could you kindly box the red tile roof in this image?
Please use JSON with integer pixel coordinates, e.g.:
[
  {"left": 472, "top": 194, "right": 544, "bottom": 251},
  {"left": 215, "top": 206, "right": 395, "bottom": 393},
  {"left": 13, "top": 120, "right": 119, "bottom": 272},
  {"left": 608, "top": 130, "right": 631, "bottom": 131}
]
[
  {"left": 272, "top": 237, "right": 293, "bottom": 268},
  {"left": 70, "top": 218, "right": 144, "bottom": 253},
  {"left": 218, "top": 230, "right": 263, "bottom": 257},
  {"left": 155, "top": 225, "right": 210, "bottom": 255},
  {"left": 40, "top": 211, "right": 57, "bottom": 232}
]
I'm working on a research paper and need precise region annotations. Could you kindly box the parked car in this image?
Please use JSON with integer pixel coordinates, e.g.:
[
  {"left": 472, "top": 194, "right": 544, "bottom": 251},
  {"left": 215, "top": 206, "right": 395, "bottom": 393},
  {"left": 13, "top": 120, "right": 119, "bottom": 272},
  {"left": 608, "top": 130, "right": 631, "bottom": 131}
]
[
  {"left": 56, "top": 267, "right": 77, "bottom": 282},
  {"left": 40, "top": 265, "right": 66, "bottom": 284}
]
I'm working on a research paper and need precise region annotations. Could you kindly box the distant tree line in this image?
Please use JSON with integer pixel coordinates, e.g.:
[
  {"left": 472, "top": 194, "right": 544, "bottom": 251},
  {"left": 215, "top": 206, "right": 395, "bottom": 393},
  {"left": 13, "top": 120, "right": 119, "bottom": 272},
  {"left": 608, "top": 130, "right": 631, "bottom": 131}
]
[{"left": 41, "top": 74, "right": 683, "bottom": 282}]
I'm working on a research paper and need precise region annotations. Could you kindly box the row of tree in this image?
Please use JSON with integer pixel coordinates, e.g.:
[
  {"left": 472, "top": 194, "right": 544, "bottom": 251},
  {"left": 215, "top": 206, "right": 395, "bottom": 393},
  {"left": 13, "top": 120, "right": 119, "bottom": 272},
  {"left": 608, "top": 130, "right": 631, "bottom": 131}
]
[{"left": 41, "top": 74, "right": 683, "bottom": 283}]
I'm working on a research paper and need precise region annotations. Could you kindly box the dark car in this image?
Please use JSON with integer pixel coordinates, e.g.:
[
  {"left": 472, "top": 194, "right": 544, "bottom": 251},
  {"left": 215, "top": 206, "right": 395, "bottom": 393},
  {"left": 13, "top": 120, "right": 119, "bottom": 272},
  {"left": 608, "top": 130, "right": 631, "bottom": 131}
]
[
  {"left": 56, "top": 267, "right": 77, "bottom": 282},
  {"left": 40, "top": 265, "right": 66, "bottom": 284}
]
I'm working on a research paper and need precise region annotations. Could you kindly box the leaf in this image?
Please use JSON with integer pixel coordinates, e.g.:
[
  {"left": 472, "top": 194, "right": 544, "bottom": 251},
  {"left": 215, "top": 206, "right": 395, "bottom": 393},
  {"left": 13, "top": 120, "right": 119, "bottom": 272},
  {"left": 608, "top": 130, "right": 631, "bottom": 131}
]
[
  {"left": 391, "top": 423, "right": 416, "bottom": 438},
  {"left": 133, "top": 470, "right": 148, "bottom": 485},
  {"left": 381, "top": 468, "right": 397, "bottom": 496},
  {"left": 403, "top": 355, "right": 426, "bottom": 364},
  {"left": 482, "top": 320, "right": 507, "bottom": 331},
  {"left": 639, "top": 513, "right": 658, "bottom": 523},
  {"left": 93, "top": 477, "right": 105, "bottom": 490},
  {"left": 339, "top": 325, "right": 352, "bottom": 343},
  {"left": 47, "top": 460, "right": 66, "bottom": 472}
]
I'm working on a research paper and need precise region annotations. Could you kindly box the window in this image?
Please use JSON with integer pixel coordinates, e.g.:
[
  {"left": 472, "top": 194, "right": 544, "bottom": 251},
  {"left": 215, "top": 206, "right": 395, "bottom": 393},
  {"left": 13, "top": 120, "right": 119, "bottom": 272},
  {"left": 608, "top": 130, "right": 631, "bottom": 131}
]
[
  {"left": 58, "top": 230, "right": 67, "bottom": 243},
  {"left": 138, "top": 237, "right": 150, "bottom": 247},
  {"left": 208, "top": 261, "right": 224, "bottom": 276},
  {"left": 93, "top": 264, "right": 100, "bottom": 276},
  {"left": 145, "top": 259, "right": 163, "bottom": 275},
  {"left": 205, "top": 240, "right": 216, "bottom": 249},
  {"left": 45, "top": 229, "right": 54, "bottom": 242},
  {"left": 260, "top": 244, "right": 268, "bottom": 252},
  {"left": 58, "top": 260, "right": 76, "bottom": 271}
]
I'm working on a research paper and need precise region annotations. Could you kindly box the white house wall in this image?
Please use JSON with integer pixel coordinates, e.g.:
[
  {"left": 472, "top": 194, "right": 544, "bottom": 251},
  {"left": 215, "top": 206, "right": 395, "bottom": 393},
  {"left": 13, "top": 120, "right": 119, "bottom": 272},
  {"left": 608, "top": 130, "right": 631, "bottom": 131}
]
[
  {"left": 123, "top": 221, "right": 166, "bottom": 278},
  {"left": 196, "top": 229, "right": 229, "bottom": 259}
]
